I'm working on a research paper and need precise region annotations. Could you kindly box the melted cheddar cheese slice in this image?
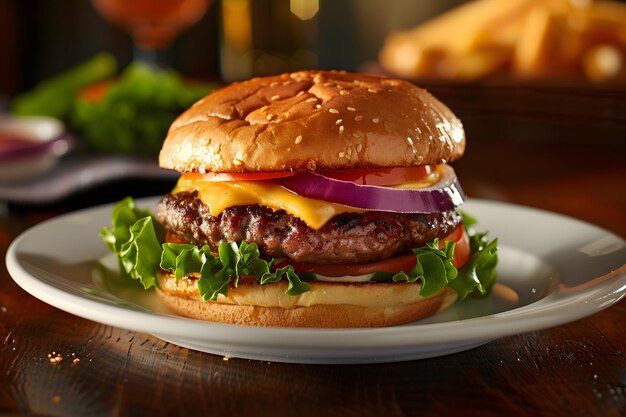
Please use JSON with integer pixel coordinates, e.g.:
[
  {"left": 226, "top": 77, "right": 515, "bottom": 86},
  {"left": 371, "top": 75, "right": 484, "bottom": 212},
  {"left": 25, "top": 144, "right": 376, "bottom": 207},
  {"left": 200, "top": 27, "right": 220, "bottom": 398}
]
[{"left": 174, "top": 176, "right": 363, "bottom": 230}]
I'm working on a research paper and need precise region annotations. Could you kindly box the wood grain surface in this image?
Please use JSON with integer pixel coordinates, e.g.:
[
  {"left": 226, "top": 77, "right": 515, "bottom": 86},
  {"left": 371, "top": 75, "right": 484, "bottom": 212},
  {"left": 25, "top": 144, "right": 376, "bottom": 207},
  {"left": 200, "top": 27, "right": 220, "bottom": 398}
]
[{"left": 1, "top": 83, "right": 625, "bottom": 417}]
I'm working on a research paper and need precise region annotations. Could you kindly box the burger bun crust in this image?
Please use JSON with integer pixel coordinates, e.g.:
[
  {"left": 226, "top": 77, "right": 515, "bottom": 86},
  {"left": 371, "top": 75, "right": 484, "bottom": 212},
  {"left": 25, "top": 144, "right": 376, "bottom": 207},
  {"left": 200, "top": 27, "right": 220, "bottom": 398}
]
[
  {"left": 156, "top": 271, "right": 458, "bottom": 328},
  {"left": 159, "top": 70, "right": 465, "bottom": 173}
]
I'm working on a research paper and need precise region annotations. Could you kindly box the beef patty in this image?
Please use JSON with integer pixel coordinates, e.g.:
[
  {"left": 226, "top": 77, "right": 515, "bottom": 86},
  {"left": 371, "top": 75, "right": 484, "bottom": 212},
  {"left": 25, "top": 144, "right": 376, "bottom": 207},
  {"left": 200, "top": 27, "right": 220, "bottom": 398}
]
[{"left": 157, "top": 191, "right": 462, "bottom": 264}]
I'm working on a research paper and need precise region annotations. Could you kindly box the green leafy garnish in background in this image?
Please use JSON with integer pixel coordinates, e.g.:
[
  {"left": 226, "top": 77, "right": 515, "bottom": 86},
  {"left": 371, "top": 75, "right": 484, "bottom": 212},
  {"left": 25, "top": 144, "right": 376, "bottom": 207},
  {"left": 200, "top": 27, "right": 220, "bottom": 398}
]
[
  {"left": 101, "top": 198, "right": 498, "bottom": 302},
  {"left": 11, "top": 53, "right": 216, "bottom": 156},
  {"left": 11, "top": 53, "right": 117, "bottom": 118},
  {"left": 72, "top": 62, "right": 215, "bottom": 156}
]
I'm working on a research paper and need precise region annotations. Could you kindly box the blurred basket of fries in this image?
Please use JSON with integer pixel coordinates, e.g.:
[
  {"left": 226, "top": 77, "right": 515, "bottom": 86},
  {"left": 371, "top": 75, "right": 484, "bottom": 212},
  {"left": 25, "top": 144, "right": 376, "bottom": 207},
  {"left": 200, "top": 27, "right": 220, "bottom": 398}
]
[{"left": 379, "top": 0, "right": 626, "bottom": 83}]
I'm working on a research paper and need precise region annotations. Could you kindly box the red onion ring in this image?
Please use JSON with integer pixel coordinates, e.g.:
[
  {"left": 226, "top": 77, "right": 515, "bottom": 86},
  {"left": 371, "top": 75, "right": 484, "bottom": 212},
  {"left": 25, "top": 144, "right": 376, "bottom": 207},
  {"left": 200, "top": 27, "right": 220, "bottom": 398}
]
[{"left": 273, "top": 165, "right": 465, "bottom": 213}]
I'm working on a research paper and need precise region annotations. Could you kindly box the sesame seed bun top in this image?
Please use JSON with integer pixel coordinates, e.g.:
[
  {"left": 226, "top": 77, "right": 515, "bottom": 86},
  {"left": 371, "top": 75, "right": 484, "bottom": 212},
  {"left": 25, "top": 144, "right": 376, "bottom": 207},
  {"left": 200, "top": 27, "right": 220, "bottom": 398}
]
[{"left": 159, "top": 70, "right": 465, "bottom": 173}]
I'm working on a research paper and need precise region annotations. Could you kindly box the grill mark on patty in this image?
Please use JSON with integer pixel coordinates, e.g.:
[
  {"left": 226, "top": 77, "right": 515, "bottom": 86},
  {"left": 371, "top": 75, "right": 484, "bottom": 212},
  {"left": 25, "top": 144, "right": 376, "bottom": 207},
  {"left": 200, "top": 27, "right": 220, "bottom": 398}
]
[{"left": 157, "top": 191, "right": 462, "bottom": 264}]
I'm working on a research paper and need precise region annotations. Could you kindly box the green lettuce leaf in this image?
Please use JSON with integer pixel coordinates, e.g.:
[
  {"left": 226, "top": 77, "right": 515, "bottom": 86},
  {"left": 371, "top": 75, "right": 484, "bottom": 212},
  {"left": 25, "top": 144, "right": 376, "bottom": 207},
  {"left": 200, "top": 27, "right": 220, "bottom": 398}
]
[
  {"left": 100, "top": 197, "right": 163, "bottom": 289},
  {"left": 160, "top": 243, "right": 210, "bottom": 282},
  {"left": 452, "top": 238, "right": 499, "bottom": 299},
  {"left": 370, "top": 222, "right": 498, "bottom": 300},
  {"left": 158, "top": 241, "right": 311, "bottom": 301},
  {"left": 261, "top": 265, "right": 311, "bottom": 295},
  {"left": 452, "top": 210, "right": 499, "bottom": 299},
  {"left": 371, "top": 239, "right": 458, "bottom": 297}
]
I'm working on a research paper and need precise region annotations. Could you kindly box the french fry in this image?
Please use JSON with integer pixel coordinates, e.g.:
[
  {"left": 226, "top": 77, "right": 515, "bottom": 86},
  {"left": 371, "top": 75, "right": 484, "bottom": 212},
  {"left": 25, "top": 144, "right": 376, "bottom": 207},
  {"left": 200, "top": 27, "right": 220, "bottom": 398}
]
[
  {"left": 379, "top": 0, "right": 538, "bottom": 78},
  {"left": 582, "top": 0, "right": 626, "bottom": 26},
  {"left": 459, "top": 0, "right": 542, "bottom": 51},
  {"left": 571, "top": 1, "right": 626, "bottom": 44},
  {"left": 379, "top": 0, "right": 626, "bottom": 83},
  {"left": 394, "top": 0, "right": 539, "bottom": 52},
  {"left": 513, "top": 7, "right": 573, "bottom": 77},
  {"left": 440, "top": 47, "right": 510, "bottom": 80},
  {"left": 379, "top": 34, "right": 446, "bottom": 78}
]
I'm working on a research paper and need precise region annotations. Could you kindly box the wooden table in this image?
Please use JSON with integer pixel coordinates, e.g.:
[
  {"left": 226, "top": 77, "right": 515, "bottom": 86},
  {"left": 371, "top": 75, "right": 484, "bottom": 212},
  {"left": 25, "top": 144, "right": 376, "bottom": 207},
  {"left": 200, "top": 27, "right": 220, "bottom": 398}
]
[{"left": 1, "top": 84, "right": 625, "bottom": 417}]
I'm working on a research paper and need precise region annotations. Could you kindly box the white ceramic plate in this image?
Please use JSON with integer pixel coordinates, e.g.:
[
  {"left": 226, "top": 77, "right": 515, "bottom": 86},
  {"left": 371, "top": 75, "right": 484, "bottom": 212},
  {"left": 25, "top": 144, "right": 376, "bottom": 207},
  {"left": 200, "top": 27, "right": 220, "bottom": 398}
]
[{"left": 6, "top": 198, "right": 626, "bottom": 364}]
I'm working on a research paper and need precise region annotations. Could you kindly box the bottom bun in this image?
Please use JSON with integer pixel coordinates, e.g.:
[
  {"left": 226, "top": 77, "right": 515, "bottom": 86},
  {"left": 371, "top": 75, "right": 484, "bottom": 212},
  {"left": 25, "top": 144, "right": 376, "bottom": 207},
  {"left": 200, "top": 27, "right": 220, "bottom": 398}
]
[{"left": 156, "top": 272, "right": 458, "bottom": 328}]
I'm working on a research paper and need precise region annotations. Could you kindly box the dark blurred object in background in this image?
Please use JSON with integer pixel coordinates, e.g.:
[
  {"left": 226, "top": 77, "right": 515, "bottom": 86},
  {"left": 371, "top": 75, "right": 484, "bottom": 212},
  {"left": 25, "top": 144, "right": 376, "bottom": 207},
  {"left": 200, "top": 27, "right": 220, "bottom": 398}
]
[{"left": 0, "top": 0, "right": 220, "bottom": 96}]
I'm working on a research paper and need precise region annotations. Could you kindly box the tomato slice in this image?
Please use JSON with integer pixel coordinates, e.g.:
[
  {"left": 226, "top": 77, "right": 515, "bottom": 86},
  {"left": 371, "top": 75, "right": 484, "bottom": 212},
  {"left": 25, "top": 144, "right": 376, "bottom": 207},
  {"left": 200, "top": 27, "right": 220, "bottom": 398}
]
[
  {"left": 184, "top": 166, "right": 436, "bottom": 186},
  {"left": 318, "top": 166, "right": 434, "bottom": 186},
  {"left": 281, "top": 225, "right": 470, "bottom": 277},
  {"left": 184, "top": 172, "right": 296, "bottom": 182},
  {"left": 447, "top": 225, "right": 470, "bottom": 269}
]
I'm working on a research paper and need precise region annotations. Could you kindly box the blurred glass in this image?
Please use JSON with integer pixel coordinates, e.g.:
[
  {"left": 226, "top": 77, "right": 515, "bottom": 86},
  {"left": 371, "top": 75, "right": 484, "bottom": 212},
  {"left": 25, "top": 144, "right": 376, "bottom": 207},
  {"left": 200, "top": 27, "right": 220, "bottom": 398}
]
[
  {"left": 218, "top": 0, "right": 465, "bottom": 82},
  {"left": 220, "top": 0, "right": 319, "bottom": 81},
  {"left": 91, "top": 0, "right": 212, "bottom": 64}
]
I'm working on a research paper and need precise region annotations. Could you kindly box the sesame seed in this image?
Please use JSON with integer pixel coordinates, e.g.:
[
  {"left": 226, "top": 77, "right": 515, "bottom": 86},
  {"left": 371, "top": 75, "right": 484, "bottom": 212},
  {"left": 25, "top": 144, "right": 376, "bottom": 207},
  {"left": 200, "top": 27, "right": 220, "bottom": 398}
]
[
  {"left": 347, "top": 147, "right": 352, "bottom": 156},
  {"left": 306, "top": 97, "right": 318, "bottom": 103},
  {"left": 329, "top": 108, "right": 339, "bottom": 114},
  {"left": 266, "top": 114, "right": 275, "bottom": 121},
  {"left": 347, "top": 106, "right": 356, "bottom": 112},
  {"left": 355, "top": 115, "right": 363, "bottom": 121},
  {"left": 372, "top": 118, "right": 380, "bottom": 123},
  {"left": 407, "top": 137, "right": 414, "bottom": 144},
  {"left": 368, "top": 88, "right": 377, "bottom": 93},
  {"left": 270, "top": 81, "right": 279, "bottom": 87},
  {"left": 338, "top": 151, "right": 345, "bottom": 158},
  {"left": 316, "top": 104, "right": 322, "bottom": 109},
  {"left": 339, "top": 125, "right": 344, "bottom": 134},
  {"left": 295, "top": 135, "right": 303, "bottom": 144},
  {"left": 339, "top": 90, "right": 349, "bottom": 96},
  {"left": 233, "top": 159, "right": 243, "bottom": 166},
  {"left": 270, "top": 95, "right": 281, "bottom": 101},
  {"left": 314, "top": 75, "right": 323, "bottom": 83},
  {"left": 335, "top": 119, "right": 343, "bottom": 125},
  {"left": 324, "top": 82, "right": 333, "bottom": 87},
  {"left": 357, "top": 144, "right": 363, "bottom": 152},
  {"left": 297, "top": 91, "right": 305, "bottom": 96}
]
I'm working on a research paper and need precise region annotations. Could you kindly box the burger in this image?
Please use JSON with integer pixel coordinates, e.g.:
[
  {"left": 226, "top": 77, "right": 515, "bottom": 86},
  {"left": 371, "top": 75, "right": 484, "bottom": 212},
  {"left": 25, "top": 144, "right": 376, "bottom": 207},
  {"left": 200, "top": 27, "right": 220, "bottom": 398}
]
[{"left": 102, "top": 70, "right": 498, "bottom": 328}]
